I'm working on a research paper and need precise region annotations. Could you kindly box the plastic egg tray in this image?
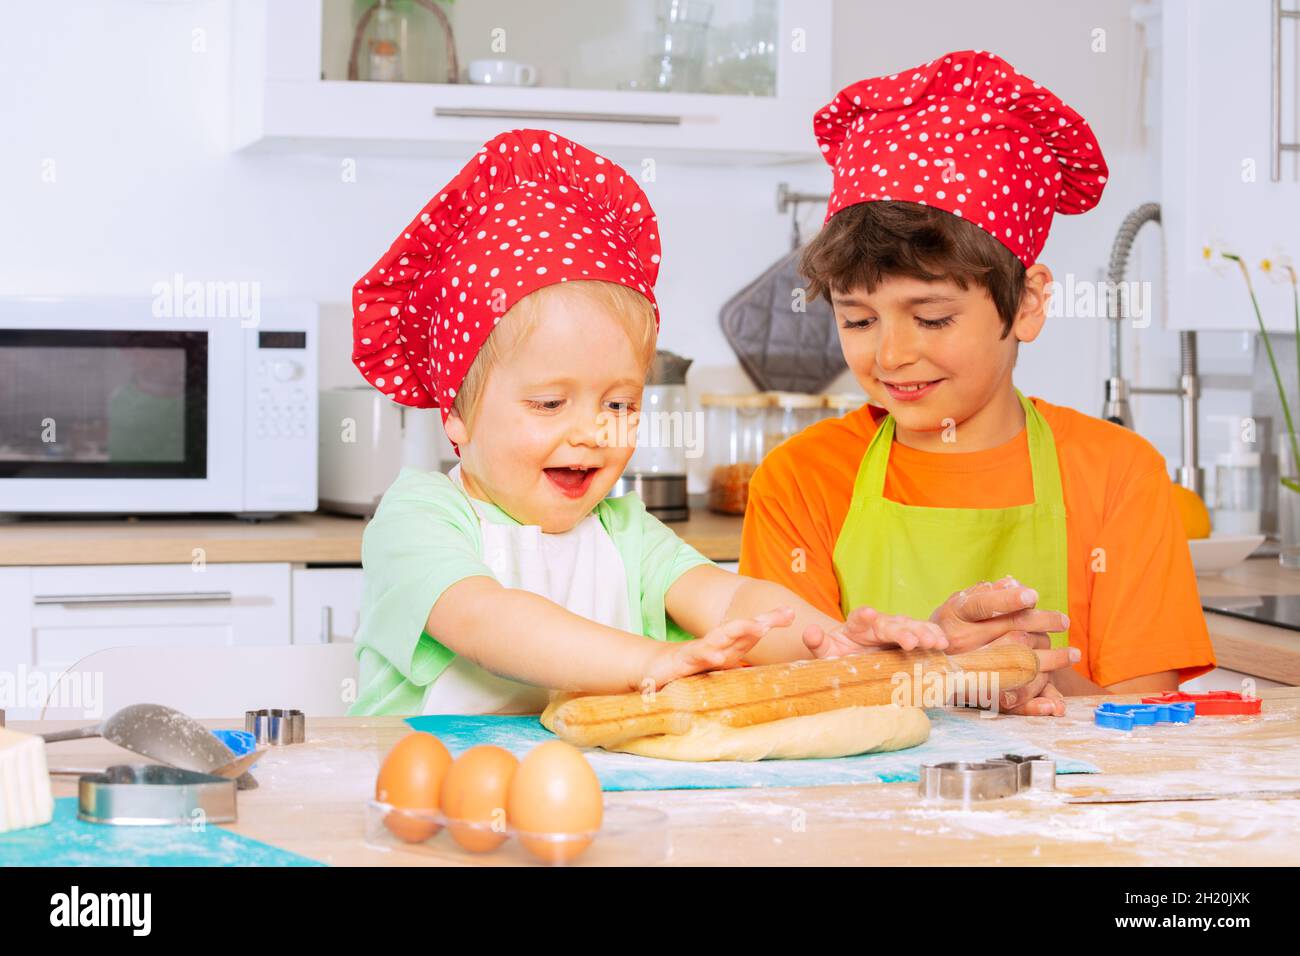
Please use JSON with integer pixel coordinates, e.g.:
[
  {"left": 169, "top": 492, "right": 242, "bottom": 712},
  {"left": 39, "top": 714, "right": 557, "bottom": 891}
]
[{"left": 362, "top": 800, "right": 669, "bottom": 866}]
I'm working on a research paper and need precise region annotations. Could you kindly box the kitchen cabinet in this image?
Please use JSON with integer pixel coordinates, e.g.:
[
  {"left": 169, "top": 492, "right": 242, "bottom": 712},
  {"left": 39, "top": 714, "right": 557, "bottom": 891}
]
[
  {"left": 1162, "top": 0, "right": 1300, "bottom": 331},
  {"left": 0, "top": 563, "right": 291, "bottom": 718},
  {"left": 229, "top": 0, "right": 832, "bottom": 164},
  {"left": 291, "top": 566, "right": 366, "bottom": 644}
]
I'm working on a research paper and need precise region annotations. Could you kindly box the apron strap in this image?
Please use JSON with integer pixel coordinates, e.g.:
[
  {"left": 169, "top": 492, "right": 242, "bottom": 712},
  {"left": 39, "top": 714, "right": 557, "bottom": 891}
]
[
  {"left": 1019, "top": 389, "right": 1066, "bottom": 512},
  {"left": 856, "top": 410, "right": 897, "bottom": 500}
]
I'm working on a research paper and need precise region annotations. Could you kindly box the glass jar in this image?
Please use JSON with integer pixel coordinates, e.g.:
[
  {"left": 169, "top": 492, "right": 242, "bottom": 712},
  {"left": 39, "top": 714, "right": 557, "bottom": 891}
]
[
  {"left": 822, "top": 392, "right": 867, "bottom": 421},
  {"left": 1213, "top": 453, "right": 1261, "bottom": 535},
  {"left": 701, "top": 393, "right": 773, "bottom": 514},
  {"left": 336, "top": 0, "right": 455, "bottom": 84},
  {"left": 764, "top": 392, "right": 824, "bottom": 454}
]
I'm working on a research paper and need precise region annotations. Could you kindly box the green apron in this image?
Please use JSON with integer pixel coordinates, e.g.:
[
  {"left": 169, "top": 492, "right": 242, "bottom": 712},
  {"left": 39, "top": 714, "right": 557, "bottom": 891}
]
[{"left": 832, "top": 390, "right": 1070, "bottom": 648}]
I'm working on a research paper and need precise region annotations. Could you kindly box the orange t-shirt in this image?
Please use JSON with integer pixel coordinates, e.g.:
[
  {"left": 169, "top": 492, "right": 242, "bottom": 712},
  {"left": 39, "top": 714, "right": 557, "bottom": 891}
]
[{"left": 739, "top": 396, "right": 1215, "bottom": 688}]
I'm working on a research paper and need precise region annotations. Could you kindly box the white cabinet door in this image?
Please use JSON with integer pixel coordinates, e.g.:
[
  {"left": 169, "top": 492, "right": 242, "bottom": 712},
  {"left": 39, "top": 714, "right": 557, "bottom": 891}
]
[
  {"left": 1162, "top": 0, "right": 1300, "bottom": 331},
  {"left": 291, "top": 566, "right": 365, "bottom": 644}
]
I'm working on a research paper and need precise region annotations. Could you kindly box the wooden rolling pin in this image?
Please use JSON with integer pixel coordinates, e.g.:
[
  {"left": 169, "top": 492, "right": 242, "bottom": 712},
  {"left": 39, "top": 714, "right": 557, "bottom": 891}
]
[{"left": 546, "top": 644, "right": 1038, "bottom": 748}]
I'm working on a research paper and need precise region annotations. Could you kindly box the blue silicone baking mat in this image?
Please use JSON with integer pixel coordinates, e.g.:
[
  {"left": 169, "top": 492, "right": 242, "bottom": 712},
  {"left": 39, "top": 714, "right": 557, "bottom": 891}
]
[
  {"left": 406, "top": 708, "right": 1099, "bottom": 790},
  {"left": 0, "top": 798, "right": 324, "bottom": 867}
]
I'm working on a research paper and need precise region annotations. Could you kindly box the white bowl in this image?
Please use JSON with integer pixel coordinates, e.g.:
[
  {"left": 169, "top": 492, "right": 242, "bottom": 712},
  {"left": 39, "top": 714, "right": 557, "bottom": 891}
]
[{"left": 1188, "top": 534, "right": 1265, "bottom": 575}]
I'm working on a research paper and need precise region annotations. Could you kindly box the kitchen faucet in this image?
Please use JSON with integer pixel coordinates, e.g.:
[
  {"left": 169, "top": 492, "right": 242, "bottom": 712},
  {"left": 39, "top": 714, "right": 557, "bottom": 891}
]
[{"left": 1101, "top": 202, "right": 1203, "bottom": 495}]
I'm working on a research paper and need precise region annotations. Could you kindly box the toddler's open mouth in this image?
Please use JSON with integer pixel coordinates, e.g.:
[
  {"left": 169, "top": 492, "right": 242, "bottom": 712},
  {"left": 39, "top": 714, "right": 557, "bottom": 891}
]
[{"left": 544, "top": 465, "right": 599, "bottom": 499}]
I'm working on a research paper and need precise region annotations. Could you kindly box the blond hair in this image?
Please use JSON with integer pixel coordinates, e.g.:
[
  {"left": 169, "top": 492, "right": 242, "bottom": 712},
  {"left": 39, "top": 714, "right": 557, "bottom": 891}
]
[{"left": 451, "top": 280, "right": 657, "bottom": 429}]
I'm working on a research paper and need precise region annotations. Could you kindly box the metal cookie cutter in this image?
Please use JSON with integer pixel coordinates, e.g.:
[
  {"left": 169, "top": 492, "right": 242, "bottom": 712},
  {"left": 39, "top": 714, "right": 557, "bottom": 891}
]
[
  {"left": 919, "top": 761, "right": 1020, "bottom": 801},
  {"left": 919, "top": 753, "right": 1057, "bottom": 801},
  {"left": 78, "top": 764, "right": 237, "bottom": 826},
  {"left": 245, "top": 708, "right": 305, "bottom": 745},
  {"left": 989, "top": 753, "right": 1057, "bottom": 792}
]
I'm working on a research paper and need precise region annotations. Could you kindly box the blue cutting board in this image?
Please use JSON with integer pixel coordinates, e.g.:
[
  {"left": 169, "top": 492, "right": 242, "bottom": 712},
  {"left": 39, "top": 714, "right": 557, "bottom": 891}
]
[
  {"left": 0, "top": 798, "right": 324, "bottom": 867},
  {"left": 407, "top": 709, "right": 1099, "bottom": 790}
]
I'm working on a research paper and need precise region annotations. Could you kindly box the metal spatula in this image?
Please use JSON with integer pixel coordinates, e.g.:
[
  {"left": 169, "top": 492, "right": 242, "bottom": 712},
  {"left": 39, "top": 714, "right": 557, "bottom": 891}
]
[{"left": 41, "top": 703, "right": 261, "bottom": 790}]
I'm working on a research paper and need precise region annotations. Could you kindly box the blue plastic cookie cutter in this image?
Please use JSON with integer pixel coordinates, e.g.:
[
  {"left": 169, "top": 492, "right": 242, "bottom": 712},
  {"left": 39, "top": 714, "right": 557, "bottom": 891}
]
[
  {"left": 211, "top": 728, "right": 258, "bottom": 756},
  {"left": 1094, "top": 701, "right": 1196, "bottom": 731}
]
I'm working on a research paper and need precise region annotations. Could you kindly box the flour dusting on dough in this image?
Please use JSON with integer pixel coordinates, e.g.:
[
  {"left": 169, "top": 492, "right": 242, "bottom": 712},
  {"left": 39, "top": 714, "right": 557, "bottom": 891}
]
[{"left": 542, "top": 700, "right": 930, "bottom": 762}]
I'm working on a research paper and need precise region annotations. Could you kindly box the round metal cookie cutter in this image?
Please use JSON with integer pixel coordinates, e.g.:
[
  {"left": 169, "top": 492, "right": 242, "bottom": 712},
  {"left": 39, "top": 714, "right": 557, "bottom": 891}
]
[{"left": 245, "top": 708, "right": 306, "bottom": 745}]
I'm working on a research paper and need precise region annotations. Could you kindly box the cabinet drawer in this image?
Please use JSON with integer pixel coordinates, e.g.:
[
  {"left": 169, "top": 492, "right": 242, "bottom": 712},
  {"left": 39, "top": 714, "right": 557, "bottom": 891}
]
[{"left": 25, "top": 563, "right": 291, "bottom": 670}]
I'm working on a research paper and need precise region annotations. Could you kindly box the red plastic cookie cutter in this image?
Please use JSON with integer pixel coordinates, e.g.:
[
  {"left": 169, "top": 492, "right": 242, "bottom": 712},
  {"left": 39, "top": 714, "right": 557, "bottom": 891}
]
[{"left": 1140, "top": 691, "right": 1262, "bottom": 716}]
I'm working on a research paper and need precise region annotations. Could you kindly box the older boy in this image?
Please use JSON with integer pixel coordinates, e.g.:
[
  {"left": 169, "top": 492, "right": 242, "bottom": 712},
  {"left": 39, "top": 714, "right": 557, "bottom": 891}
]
[{"left": 741, "top": 52, "right": 1214, "bottom": 711}]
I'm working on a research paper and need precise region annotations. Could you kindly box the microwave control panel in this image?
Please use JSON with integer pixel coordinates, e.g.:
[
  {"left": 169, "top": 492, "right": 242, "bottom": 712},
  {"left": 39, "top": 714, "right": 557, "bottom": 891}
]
[{"left": 243, "top": 326, "right": 318, "bottom": 511}]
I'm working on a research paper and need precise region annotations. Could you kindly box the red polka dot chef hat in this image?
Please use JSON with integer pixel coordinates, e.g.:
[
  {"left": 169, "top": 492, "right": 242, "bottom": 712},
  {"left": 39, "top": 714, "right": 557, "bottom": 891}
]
[
  {"left": 814, "top": 49, "right": 1109, "bottom": 266},
  {"left": 351, "top": 128, "right": 661, "bottom": 425}
]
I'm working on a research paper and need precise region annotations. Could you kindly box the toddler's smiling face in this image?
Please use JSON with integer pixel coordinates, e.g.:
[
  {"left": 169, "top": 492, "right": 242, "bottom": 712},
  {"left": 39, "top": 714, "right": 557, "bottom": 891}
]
[{"left": 445, "top": 284, "right": 650, "bottom": 533}]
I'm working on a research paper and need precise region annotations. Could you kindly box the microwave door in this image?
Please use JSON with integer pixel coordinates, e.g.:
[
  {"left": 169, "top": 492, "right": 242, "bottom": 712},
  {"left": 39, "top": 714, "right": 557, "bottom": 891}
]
[{"left": 0, "top": 329, "right": 209, "bottom": 510}]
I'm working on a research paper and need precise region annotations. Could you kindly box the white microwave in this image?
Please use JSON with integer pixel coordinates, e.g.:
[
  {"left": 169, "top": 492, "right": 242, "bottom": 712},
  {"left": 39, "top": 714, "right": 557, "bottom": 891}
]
[{"left": 0, "top": 297, "right": 318, "bottom": 517}]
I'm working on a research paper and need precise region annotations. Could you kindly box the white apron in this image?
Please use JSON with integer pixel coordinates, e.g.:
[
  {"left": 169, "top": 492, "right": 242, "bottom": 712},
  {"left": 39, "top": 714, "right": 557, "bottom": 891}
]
[{"left": 420, "top": 465, "right": 635, "bottom": 715}]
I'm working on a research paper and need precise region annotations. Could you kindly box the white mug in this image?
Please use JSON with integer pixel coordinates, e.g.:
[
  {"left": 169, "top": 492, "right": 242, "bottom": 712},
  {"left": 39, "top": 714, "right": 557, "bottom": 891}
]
[{"left": 467, "top": 58, "right": 537, "bottom": 87}]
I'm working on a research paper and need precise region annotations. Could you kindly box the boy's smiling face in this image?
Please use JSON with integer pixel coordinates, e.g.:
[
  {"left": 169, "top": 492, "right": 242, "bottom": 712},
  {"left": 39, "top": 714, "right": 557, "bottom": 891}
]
[
  {"left": 445, "top": 289, "right": 648, "bottom": 533},
  {"left": 831, "top": 265, "right": 1052, "bottom": 447}
]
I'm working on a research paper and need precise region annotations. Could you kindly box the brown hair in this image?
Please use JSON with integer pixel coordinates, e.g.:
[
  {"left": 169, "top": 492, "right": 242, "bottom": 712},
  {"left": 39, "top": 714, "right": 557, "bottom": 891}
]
[
  {"left": 452, "top": 280, "right": 657, "bottom": 429},
  {"left": 799, "top": 201, "right": 1026, "bottom": 335}
]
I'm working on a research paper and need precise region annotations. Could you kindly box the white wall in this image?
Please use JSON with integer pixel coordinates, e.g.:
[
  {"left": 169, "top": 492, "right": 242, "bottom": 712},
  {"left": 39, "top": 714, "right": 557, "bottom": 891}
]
[{"left": 0, "top": 0, "right": 1252, "bottom": 488}]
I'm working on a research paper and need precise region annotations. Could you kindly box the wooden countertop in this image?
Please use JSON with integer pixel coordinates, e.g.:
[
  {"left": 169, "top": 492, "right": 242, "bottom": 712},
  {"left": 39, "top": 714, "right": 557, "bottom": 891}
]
[
  {"left": 0, "top": 508, "right": 745, "bottom": 566},
  {"left": 16, "top": 686, "right": 1300, "bottom": 866},
  {"left": 1198, "top": 557, "right": 1300, "bottom": 685}
]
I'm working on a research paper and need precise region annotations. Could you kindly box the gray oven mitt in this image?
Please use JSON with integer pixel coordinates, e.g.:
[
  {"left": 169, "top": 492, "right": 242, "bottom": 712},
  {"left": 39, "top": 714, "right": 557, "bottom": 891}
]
[{"left": 719, "top": 247, "right": 847, "bottom": 393}]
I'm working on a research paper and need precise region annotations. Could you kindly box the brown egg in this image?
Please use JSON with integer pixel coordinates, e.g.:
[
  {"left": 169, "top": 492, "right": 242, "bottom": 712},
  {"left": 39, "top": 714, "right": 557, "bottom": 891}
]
[
  {"left": 375, "top": 732, "right": 451, "bottom": 843},
  {"left": 508, "top": 740, "right": 603, "bottom": 864},
  {"left": 440, "top": 745, "right": 518, "bottom": 853}
]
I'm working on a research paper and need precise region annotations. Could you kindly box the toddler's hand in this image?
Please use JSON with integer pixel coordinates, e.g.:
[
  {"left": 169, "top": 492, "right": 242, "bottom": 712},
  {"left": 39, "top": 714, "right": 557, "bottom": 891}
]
[
  {"left": 802, "top": 605, "right": 948, "bottom": 659},
  {"left": 646, "top": 607, "right": 795, "bottom": 687}
]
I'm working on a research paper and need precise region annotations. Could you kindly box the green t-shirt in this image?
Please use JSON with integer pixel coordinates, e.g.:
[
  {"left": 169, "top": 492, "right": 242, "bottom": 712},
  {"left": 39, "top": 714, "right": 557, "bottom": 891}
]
[{"left": 348, "top": 467, "right": 713, "bottom": 716}]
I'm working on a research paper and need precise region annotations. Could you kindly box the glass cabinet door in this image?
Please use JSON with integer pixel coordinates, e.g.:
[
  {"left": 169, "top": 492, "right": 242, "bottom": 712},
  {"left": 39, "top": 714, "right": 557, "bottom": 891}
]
[{"left": 320, "top": 0, "right": 778, "bottom": 97}]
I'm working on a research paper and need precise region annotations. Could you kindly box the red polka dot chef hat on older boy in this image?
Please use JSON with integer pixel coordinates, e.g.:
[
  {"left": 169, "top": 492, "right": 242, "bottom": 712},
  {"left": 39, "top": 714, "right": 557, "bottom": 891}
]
[
  {"left": 351, "top": 128, "right": 662, "bottom": 433},
  {"left": 814, "top": 49, "right": 1109, "bottom": 265}
]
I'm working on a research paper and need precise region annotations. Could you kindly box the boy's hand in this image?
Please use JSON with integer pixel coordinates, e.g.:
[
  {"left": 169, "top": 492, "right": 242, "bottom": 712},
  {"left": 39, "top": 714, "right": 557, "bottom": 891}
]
[
  {"left": 985, "top": 634, "right": 1080, "bottom": 717},
  {"left": 931, "top": 577, "right": 1070, "bottom": 656},
  {"left": 802, "top": 606, "right": 948, "bottom": 658},
  {"left": 646, "top": 606, "right": 796, "bottom": 687}
]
